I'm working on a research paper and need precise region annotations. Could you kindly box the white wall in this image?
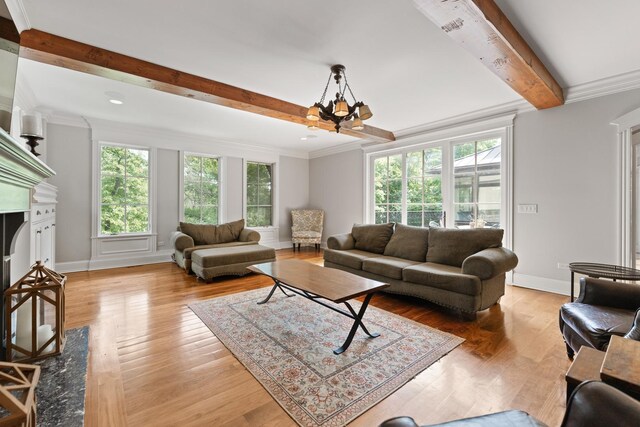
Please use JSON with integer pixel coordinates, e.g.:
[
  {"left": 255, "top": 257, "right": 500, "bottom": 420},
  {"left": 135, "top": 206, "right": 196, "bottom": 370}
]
[
  {"left": 278, "top": 155, "right": 310, "bottom": 242},
  {"left": 309, "top": 89, "right": 640, "bottom": 294},
  {"left": 44, "top": 122, "right": 310, "bottom": 269},
  {"left": 309, "top": 149, "right": 364, "bottom": 240}
]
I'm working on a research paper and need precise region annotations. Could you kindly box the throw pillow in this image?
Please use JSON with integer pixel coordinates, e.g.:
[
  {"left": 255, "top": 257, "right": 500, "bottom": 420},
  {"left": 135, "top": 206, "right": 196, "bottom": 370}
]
[
  {"left": 383, "top": 224, "right": 429, "bottom": 262},
  {"left": 426, "top": 227, "right": 503, "bottom": 267},
  {"left": 180, "top": 219, "right": 245, "bottom": 245},
  {"left": 352, "top": 223, "right": 394, "bottom": 254}
]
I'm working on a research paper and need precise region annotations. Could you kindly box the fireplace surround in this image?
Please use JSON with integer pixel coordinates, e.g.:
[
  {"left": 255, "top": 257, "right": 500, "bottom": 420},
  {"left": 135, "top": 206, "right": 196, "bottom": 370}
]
[{"left": 0, "top": 127, "right": 54, "bottom": 359}]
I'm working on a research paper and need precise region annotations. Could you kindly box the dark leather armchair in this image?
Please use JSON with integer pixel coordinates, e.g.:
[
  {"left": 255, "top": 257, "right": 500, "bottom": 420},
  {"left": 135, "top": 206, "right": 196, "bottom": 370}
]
[
  {"left": 559, "top": 277, "right": 640, "bottom": 358},
  {"left": 378, "top": 381, "right": 640, "bottom": 427}
]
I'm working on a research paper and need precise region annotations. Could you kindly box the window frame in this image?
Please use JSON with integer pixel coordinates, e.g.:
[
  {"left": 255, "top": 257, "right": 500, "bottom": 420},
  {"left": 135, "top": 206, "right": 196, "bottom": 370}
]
[
  {"left": 96, "top": 141, "right": 154, "bottom": 237},
  {"left": 364, "top": 120, "right": 513, "bottom": 251},
  {"left": 243, "top": 159, "right": 277, "bottom": 229},
  {"left": 179, "top": 151, "right": 224, "bottom": 225}
]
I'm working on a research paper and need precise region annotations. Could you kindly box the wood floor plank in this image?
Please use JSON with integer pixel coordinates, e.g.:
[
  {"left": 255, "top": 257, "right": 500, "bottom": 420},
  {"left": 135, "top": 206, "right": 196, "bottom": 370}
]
[{"left": 65, "top": 248, "right": 571, "bottom": 426}]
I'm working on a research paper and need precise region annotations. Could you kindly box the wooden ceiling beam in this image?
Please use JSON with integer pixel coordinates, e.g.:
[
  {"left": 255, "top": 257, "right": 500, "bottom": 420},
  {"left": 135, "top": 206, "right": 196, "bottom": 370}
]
[
  {"left": 0, "top": 16, "right": 20, "bottom": 44},
  {"left": 18, "top": 29, "right": 395, "bottom": 142},
  {"left": 413, "top": 0, "right": 564, "bottom": 109}
]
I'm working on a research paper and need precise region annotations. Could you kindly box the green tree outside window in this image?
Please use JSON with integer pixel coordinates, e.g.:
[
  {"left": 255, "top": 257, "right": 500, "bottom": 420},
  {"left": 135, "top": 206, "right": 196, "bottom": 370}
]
[
  {"left": 246, "top": 162, "right": 272, "bottom": 227},
  {"left": 100, "top": 145, "right": 149, "bottom": 235},
  {"left": 183, "top": 154, "right": 219, "bottom": 224}
]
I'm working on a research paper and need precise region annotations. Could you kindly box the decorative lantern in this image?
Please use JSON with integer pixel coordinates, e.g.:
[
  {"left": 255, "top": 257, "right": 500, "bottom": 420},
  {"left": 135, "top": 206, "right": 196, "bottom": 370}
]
[
  {"left": 0, "top": 361, "right": 40, "bottom": 427},
  {"left": 4, "top": 261, "right": 66, "bottom": 362}
]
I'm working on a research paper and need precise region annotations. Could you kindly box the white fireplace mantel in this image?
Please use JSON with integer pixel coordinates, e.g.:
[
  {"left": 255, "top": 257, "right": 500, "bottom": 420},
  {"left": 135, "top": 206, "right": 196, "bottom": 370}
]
[{"left": 0, "top": 127, "right": 55, "bottom": 213}]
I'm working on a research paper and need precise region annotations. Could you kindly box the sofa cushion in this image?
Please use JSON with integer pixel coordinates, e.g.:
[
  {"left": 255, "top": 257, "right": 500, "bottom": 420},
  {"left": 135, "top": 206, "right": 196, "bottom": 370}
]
[
  {"left": 383, "top": 224, "right": 429, "bottom": 262},
  {"left": 362, "top": 256, "right": 421, "bottom": 280},
  {"left": 426, "top": 228, "right": 503, "bottom": 267},
  {"left": 402, "top": 262, "right": 481, "bottom": 296},
  {"left": 352, "top": 223, "right": 394, "bottom": 254},
  {"left": 292, "top": 230, "right": 322, "bottom": 238},
  {"left": 180, "top": 219, "right": 245, "bottom": 245},
  {"left": 191, "top": 245, "right": 276, "bottom": 269},
  {"left": 183, "top": 241, "right": 257, "bottom": 260},
  {"left": 323, "top": 249, "right": 381, "bottom": 270}
]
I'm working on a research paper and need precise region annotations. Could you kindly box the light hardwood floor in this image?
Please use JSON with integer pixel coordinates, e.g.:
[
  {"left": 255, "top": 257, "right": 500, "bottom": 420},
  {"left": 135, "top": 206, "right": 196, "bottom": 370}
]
[{"left": 65, "top": 249, "right": 571, "bottom": 426}]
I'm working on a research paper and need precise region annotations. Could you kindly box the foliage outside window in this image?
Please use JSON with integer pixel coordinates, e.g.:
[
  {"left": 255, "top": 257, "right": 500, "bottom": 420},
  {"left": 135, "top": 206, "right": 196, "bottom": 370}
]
[
  {"left": 407, "top": 147, "right": 443, "bottom": 227},
  {"left": 246, "top": 162, "right": 273, "bottom": 227},
  {"left": 453, "top": 138, "right": 501, "bottom": 227},
  {"left": 100, "top": 145, "right": 149, "bottom": 235},
  {"left": 183, "top": 154, "right": 219, "bottom": 224},
  {"left": 372, "top": 137, "right": 501, "bottom": 228}
]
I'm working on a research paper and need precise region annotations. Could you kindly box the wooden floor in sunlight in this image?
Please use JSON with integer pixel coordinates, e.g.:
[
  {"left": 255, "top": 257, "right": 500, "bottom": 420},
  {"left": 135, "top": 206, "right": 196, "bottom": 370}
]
[{"left": 64, "top": 248, "right": 571, "bottom": 426}]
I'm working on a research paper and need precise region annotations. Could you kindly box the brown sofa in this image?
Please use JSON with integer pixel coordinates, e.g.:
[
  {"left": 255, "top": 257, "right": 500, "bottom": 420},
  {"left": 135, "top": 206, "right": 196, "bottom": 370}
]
[
  {"left": 323, "top": 223, "right": 518, "bottom": 318},
  {"left": 170, "top": 219, "right": 275, "bottom": 279}
]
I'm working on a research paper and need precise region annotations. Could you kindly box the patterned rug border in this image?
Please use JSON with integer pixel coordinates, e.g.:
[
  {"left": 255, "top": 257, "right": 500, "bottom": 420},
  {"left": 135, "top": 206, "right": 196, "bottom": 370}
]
[{"left": 189, "top": 288, "right": 464, "bottom": 426}]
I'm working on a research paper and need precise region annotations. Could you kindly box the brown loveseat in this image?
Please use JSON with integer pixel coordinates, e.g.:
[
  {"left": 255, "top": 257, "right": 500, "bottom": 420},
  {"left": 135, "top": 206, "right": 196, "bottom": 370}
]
[
  {"left": 323, "top": 223, "right": 518, "bottom": 318},
  {"left": 170, "top": 219, "right": 263, "bottom": 273}
]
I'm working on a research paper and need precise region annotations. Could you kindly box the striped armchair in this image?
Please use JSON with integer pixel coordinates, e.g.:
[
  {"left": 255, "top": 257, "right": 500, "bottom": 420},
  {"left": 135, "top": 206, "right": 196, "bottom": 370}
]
[{"left": 291, "top": 209, "right": 324, "bottom": 251}]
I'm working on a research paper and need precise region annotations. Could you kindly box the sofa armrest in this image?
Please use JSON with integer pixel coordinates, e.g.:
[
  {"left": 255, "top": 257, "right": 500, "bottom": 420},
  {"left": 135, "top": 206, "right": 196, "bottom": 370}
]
[
  {"left": 576, "top": 277, "right": 640, "bottom": 309},
  {"left": 461, "top": 247, "right": 518, "bottom": 280},
  {"left": 239, "top": 228, "right": 260, "bottom": 242},
  {"left": 327, "top": 233, "right": 355, "bottom": 250},
  {"left": 170, "top": 231, "right": 194, "bottom": 252}
]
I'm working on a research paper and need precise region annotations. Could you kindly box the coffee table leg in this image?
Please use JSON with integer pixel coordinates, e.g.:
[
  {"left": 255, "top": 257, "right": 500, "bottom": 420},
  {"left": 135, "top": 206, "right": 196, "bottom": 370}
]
[
  {"left": 334, "top": 293, "right": 379, "bottom": 355},
  {"left": 257, "top": 280, "right": 294, "bottom": 304}
]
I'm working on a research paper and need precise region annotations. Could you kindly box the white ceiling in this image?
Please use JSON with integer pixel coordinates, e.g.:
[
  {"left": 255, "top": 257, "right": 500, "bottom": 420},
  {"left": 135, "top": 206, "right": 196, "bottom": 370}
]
[{"left": 11, "top": 0, "right": 640, "bottom": 154}]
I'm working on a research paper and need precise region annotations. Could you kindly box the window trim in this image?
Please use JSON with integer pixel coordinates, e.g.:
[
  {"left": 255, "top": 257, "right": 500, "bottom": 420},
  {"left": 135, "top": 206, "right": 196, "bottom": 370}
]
[
  {"left": 364, "top": 117, "right": 513, "bottom": 252},
  {"left": 93, "top": 141, "right": 156, "bottom": 238},
  {"left": 242, "top": 159, "right": 278, "bottom": 229},
  {"left": 179, "top": 151, "right": 224, "bottom": 225}
]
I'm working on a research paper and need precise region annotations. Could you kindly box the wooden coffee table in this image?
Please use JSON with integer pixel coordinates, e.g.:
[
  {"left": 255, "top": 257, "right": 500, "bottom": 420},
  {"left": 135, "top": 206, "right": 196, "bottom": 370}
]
[{"left": 248, "top": 260, "right": 390, "bottom": 354}]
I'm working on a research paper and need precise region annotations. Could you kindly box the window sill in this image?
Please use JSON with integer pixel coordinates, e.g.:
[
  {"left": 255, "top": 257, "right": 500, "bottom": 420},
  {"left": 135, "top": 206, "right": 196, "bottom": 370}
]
[{"left": 92, "top": 233, "right": 157, "bottom": 240}]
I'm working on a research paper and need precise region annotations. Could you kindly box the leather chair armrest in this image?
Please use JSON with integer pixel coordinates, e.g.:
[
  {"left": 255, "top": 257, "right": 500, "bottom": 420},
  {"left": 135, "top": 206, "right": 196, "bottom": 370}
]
[
  {"left": 327, "top": 233, "right": 355, "bottom": 250},
  {"left": 461, "top": 247, "right": 518, "bottom": 280},
  {"left": 562, "top": 380, "right": 640, "bottom": 427},
  {"left": 624, "top": 308, "right": 640, "bottom": 340},
  {"left": 239, "top": 228, "right": 261, "bottom": 242},
  {"left": 576, "top": 277, "right": 640, "bottom": 309},
  {"left": 170, "top": 231, "right": 194, "bottom": 252},
  {"left": 378, "top": 417, "right": 419, "bottom": 427}
]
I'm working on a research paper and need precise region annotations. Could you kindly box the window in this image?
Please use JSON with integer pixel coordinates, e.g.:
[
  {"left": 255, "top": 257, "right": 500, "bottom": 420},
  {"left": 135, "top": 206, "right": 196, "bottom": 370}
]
[
  {"left": 369, "top": 134, "right": 505, "bottom": 231},
  {"left": 183, "top": 154, "right": 220, "bottom": 224},
  {"left": 453, "top": 139, "right": 501, "bottom": 227},
  {"left": 100, "top": 145, "right": 150, "bottom": 235},
  {"left": 246, "top": 162, "right": 273, "bottom": 227}
]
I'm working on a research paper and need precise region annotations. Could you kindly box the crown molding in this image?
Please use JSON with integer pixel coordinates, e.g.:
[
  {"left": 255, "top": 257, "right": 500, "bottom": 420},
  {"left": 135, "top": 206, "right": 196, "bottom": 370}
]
[
  {"left": 308, "top": 139, "right": 365, "bottom": 159},
  {"left": 45, "top": 112, "right": 90, "bottom": 128},
  {"left": 3, "top": 0, "right": 30, "bottom": 33},
  {"left": 84, "top": 117, "right": 310, "bottom": 160},
  {"left": 565, "top": 69, "right": 640, "bottom": 104}
]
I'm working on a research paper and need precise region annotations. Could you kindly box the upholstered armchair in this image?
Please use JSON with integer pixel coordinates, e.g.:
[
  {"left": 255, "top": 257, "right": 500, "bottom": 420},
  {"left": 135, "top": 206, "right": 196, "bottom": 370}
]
[
  {"left": 559, "top": 277, "right": 640, "bottom": 358},
  {"left": 291, "top": 209, "right": 324, "bottom": 251}
]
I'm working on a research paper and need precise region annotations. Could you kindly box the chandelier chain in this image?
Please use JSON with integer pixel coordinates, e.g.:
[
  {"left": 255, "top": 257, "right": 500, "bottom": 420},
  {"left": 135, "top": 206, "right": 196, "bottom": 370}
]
[
  {"left": 319, "top": 71, "right": 332, "bottom": 105},
  {"left": 342, "top": 70, "right": 358, "bottom": 104}
]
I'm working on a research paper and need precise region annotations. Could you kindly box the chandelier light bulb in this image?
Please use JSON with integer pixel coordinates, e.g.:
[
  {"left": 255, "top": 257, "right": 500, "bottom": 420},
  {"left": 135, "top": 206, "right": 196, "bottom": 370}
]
[
  {"left": 358, "top": 104, "right": 372, "bottom": 120},
  {"left": 306, "top": 106, "right": 320, "bottom": 121},
  {"left": 352, "top": 116, "right": 364, "bottom": 131},
  {"left": 334, "top": 100, "right": 349, "bottom": 117}
]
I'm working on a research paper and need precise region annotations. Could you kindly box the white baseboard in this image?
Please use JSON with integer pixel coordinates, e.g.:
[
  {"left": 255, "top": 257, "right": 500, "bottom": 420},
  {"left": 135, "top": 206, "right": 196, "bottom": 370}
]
[
  {"left": 56, "top": 249, "right": 173, "bottom": 273},
  {"left": 276, "top": 240, "right": 327, "bottom": 250},
  {"left": 55, "top": 260, "right": 90, "bottom": 273},
  {"left": 511, "top": 273, "right": 571, "bottom": 296}
]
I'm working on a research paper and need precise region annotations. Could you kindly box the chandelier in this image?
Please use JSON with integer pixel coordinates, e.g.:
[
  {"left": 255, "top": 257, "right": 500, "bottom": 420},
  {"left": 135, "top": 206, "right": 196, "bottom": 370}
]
[{"left": 306, "top": 64, "right": 372, "bottom": 133}]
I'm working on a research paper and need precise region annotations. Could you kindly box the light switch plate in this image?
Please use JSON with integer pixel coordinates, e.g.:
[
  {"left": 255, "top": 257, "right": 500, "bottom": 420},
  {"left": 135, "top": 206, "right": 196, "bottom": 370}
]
[{"left": 517, "top": 204, "right": 538, "bottom": 214}]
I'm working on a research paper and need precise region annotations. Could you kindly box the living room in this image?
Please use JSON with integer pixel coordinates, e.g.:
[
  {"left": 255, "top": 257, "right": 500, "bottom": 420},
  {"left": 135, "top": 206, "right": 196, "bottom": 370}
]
[{"left": 1, "top": 0, "right": 639, "bottom": 426}]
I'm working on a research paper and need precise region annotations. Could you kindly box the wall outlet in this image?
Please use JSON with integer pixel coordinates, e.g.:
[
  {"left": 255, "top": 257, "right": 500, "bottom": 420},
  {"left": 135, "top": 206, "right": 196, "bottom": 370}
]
[
  {"left": 557, "top": 262, "right": 569, "bottom": 269},
  {"left": 517, "top": 204, "right": 538, "bottom": 214}
]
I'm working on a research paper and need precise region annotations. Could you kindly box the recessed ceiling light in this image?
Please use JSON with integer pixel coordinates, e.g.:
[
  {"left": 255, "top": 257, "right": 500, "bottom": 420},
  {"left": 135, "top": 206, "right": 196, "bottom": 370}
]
[
  {"left": 105, "top": 91, "right": 125, "bottom": 105},
  {"left": 300, "top": 137, "right": 307, "bottom": 141}
]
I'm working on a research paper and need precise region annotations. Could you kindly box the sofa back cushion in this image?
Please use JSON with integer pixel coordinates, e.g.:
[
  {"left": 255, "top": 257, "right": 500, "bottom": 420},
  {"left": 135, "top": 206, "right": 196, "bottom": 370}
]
[
  {"left": 383, "top": 224, "right": 429, "bottom": 262},
  {"left": 180, "top": 219, "right": 245, "bottom": 245},
  {"left": 426, "top": 228, "right": 503, "bottom": 267},
  {"left": 352, "top": 223, "right": 394, "bottom": 254}
]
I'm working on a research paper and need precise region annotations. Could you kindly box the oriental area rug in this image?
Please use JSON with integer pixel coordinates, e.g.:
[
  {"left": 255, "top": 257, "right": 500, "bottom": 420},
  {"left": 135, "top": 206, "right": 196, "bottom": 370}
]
[{"left": 190, "top": 289, "right": 463, "bottom": 426}]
